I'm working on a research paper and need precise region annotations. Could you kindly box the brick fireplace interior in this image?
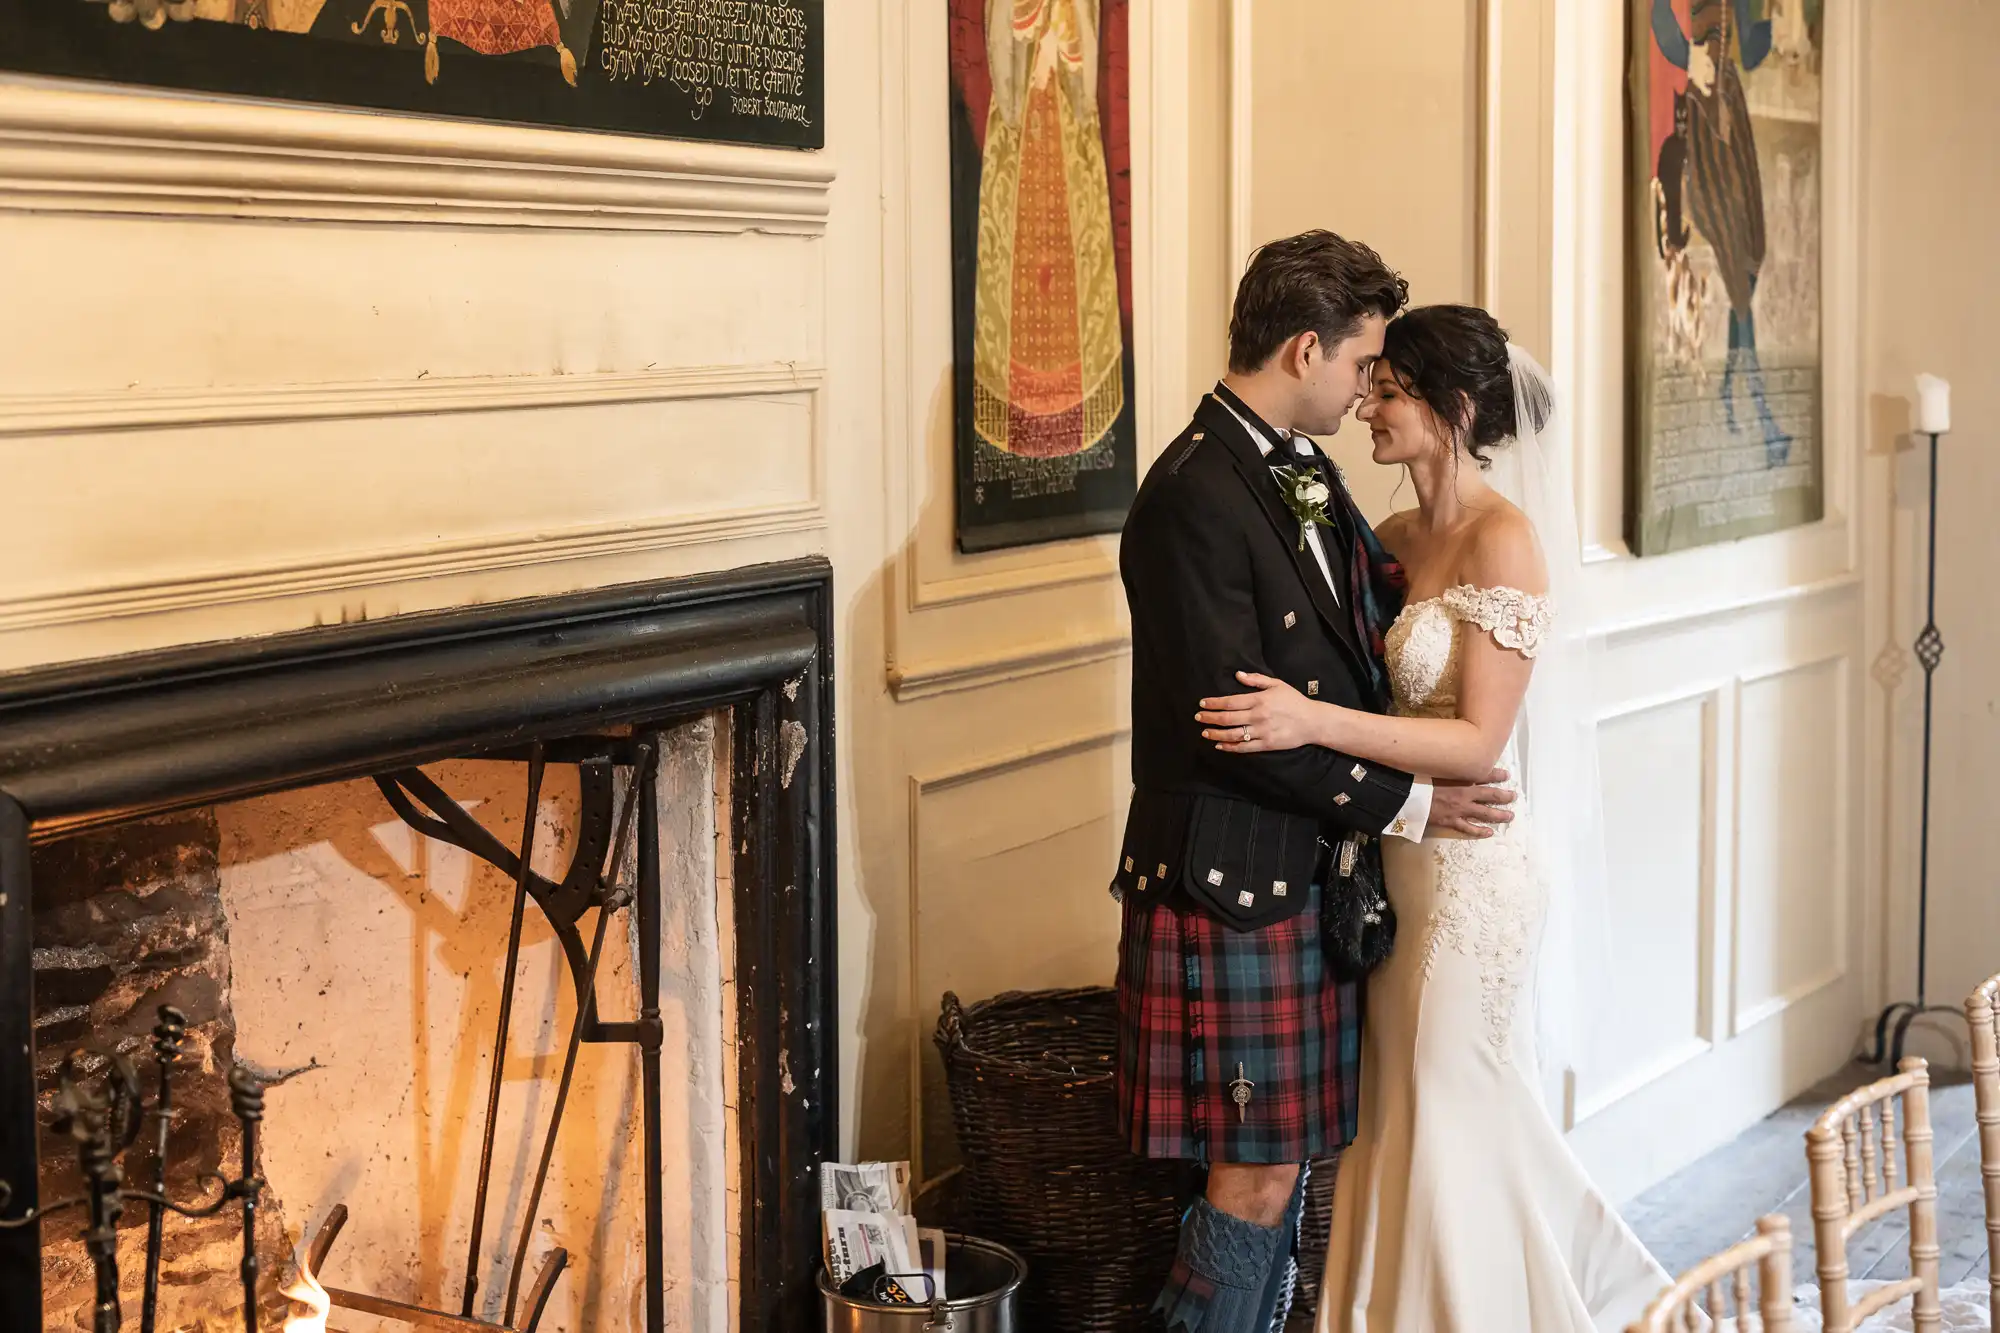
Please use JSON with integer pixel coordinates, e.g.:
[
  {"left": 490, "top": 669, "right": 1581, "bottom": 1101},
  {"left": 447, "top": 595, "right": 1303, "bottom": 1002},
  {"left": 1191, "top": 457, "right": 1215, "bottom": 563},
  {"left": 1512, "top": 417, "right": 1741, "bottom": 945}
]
[{"left": 0, "top": 560, "right": 836, "bottom": 1333}]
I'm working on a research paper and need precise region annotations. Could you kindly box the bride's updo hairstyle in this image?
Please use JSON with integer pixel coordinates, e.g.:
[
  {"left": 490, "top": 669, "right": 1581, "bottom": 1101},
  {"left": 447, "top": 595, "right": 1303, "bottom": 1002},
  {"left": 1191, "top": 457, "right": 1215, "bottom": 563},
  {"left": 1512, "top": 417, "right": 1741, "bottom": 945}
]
[{"left": 1379, "top": 304, "right": 1551, "bottom": 468}]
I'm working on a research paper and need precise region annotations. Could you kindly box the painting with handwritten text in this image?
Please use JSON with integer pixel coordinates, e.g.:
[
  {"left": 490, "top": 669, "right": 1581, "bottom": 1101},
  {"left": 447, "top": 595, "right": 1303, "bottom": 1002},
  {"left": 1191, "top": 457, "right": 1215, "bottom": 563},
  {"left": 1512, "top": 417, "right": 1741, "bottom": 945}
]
[
  {"left": 1628, "top": 0, "right": 1821, "bottom": 553},
  {"left": 0, "top": 0, "right": 823, "bottom": 148},
  {"left": 947, "top": 0, "right": 1135, "bottom": 552}
]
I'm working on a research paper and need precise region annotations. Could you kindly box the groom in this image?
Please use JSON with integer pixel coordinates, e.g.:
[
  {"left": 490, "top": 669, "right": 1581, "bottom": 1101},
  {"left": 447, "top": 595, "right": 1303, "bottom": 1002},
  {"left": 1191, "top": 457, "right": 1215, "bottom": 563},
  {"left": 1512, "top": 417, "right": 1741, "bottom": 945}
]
[{"left": 1112, "top": 230, "right": 1514, "bottom": 1332}]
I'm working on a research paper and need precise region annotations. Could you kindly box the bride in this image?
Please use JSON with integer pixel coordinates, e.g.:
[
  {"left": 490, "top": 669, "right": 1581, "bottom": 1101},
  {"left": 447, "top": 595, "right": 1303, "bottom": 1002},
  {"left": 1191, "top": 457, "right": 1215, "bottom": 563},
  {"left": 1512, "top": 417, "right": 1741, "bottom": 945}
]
[{"left": 1195, "top": 305, "right": 1673, "bottom": 1332}]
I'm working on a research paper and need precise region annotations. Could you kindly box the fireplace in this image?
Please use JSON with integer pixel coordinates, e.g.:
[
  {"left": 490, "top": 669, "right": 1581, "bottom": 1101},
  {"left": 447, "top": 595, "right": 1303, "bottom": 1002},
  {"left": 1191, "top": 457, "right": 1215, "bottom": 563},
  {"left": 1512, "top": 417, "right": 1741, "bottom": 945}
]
[{"left": 0, "top": 558, "right": 838, "bottom": 1333}]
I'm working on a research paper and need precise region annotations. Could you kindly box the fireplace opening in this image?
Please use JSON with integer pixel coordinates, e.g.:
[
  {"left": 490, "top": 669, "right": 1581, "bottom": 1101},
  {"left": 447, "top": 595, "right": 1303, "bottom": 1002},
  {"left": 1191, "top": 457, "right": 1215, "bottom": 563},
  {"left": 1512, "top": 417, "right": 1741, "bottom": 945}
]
[{"left": 0, "top": 561, "right": 838, "bottom": 1333}]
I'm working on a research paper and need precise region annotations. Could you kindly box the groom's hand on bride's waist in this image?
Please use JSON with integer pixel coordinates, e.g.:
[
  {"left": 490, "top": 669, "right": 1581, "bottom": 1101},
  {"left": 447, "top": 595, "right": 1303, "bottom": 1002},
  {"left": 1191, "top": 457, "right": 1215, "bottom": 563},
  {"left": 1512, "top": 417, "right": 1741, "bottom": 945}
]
[{"left": 1424, "top": 768, "right": 1516, "bottom": 838}]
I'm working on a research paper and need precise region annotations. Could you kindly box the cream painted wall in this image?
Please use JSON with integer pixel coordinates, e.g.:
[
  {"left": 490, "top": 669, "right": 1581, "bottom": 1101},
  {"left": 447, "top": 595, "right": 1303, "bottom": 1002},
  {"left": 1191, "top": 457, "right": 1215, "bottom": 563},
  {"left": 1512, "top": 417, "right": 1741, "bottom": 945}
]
[
  {"left": 873, "top": 3, "right": 1194, "bottom": 1180},
  {"left": 1242, "top": 0, "right": 1480, "bottom": 519},
  {"left": 1859, "top": 1, "right": 2000, "bottom": 1059},
  {"left": 0, "top": 4, "right": 1201, "bottom": 1209},
  {"left": 1247, "top": 0, "right": 1479, "bottom": 302},
  {"left": 0, "top": 62, "right": 878, "bottom": 1246},
  {"left": 1187, "top": 0, "right": 1231, "bottom": 404},
  {"left": 1538, "top": 0, "right": 1866, "bottom": 1199},
  {"left": 1236, "top": 0, "right": 1549, "bottom": 520},
  {"left": 0, "top": 47, "right": 871, "bottom": 1330}
]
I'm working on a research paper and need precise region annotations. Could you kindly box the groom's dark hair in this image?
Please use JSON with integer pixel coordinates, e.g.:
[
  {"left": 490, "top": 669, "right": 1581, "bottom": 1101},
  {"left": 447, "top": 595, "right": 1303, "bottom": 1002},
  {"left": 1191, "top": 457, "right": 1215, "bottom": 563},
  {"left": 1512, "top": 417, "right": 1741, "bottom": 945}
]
[{"left": 1228, "top": 230, "right": 1409, "bottom": 373}]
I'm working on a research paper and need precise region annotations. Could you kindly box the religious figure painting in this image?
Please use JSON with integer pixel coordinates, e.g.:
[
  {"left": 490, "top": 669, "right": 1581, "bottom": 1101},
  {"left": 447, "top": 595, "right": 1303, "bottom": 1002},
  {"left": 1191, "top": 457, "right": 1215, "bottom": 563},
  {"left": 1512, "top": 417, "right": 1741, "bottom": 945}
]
[
  {"left": 947, "top": 0, "right": 1137, "bottom": 553},
  {"left": 1629, "top": 0, "right": 1823, "bottom": 554},
  {"left": 0, "top": 0, "right": 824, "bottom": 148}
]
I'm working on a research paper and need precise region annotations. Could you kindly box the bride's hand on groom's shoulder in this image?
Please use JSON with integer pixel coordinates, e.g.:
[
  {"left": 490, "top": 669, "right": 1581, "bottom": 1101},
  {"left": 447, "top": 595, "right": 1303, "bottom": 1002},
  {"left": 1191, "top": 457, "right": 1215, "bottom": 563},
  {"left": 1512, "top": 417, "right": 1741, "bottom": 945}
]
[{"left": 1196, "top": 671, "right": 1320, "bottom": 754}]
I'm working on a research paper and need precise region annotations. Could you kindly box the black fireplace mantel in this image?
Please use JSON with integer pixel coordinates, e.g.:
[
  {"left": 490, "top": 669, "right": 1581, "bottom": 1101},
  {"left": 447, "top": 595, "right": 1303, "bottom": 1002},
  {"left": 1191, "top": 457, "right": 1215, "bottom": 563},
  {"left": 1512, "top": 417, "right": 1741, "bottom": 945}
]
[{"left": 0, "top": 557, "right": 838, "bottom": 1333}]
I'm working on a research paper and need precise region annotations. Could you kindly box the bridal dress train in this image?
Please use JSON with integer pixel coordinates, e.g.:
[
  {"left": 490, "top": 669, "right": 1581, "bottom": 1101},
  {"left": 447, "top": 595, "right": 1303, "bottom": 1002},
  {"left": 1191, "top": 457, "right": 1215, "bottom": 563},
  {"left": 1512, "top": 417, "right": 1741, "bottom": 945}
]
[{"left": 1317, "top": 585, "right": 1672, "bottom": 1333}]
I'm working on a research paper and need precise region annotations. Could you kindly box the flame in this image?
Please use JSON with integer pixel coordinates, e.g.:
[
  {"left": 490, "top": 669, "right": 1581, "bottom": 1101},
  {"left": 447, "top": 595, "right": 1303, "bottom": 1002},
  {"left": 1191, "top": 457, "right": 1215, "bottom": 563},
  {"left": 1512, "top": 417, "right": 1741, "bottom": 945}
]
[{"left": 281, "top": 1256, "right": 331, "bottom": 1333}]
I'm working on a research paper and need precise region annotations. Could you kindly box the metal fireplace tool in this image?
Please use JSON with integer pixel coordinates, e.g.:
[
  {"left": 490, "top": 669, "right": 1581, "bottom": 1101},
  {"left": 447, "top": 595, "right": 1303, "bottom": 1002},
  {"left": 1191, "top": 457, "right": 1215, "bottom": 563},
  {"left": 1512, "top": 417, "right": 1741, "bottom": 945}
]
[
  {"left": 0, "top": 1009, "right": 271, "bottom": 1333},
  {"left": 0, "top": 735, "right": 673, "bottom": 1333}
]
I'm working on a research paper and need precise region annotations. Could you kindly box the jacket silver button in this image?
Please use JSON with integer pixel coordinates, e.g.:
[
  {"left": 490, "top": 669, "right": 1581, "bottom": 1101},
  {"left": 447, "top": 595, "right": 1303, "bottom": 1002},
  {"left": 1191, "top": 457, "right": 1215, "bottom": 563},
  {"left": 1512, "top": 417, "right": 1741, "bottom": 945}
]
[
  {"left": 1237, "top": 890, "right": 1255, "bottom": 908},
  {"left": 1207, "top": 868, "right": 1225, "bottom": 886}
]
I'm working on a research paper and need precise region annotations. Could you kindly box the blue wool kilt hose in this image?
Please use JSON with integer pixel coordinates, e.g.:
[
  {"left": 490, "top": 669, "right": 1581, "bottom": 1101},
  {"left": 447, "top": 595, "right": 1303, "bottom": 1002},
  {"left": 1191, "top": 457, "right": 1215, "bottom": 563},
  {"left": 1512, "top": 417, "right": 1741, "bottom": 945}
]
[{"left": 1114, "top": 875, "right": 1361, "bottom": 1166}]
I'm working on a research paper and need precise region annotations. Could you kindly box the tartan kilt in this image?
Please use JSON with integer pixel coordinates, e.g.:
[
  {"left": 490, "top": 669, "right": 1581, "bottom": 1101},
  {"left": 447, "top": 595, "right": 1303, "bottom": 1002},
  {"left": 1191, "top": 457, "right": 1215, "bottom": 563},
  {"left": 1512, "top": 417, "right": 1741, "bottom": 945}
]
[{"left": 1114, "top": 878, "right": 1361, "bottom": 1165}]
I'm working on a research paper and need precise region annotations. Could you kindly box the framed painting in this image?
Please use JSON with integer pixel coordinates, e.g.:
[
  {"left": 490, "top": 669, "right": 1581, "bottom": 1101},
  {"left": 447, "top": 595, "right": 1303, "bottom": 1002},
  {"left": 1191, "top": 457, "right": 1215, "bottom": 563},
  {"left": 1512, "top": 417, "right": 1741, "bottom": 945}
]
[
  {"left": 946, "top": 0, "right": 1137, "bottom": 554},
  {"left": 0, "top": 0, "right": 824, "bottom": 149},
  {"left": 1628, "top": 0, "right": 1823, "bottom": 555}
]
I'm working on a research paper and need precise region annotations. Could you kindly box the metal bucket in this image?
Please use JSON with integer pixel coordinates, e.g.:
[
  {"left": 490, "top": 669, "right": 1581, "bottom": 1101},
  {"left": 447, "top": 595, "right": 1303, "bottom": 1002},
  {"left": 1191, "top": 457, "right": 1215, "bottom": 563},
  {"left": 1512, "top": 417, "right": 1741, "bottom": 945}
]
[{"left": 819, "top": 1233, "right": 1026, "bottom": 1333}]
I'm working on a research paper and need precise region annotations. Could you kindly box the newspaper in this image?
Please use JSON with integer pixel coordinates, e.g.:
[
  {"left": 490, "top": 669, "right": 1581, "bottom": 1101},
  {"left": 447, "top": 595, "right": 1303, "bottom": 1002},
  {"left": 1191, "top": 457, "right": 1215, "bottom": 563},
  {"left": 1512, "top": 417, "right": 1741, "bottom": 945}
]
[
  {"left": 897, "top": 1214, "right": 923, "bottom": 1289},
  {"left": 823, "top": 1209, "right": 918, "bottom": 1287},
  {"left": 822, "top": 1160, "right": 945, "bottom": 1300},
  {"left": 819, "top": 1160, "right": 912, "bottom": 1215},
  {"left": 918, "top": 1226, "right": 948, "bottom": 1302}
]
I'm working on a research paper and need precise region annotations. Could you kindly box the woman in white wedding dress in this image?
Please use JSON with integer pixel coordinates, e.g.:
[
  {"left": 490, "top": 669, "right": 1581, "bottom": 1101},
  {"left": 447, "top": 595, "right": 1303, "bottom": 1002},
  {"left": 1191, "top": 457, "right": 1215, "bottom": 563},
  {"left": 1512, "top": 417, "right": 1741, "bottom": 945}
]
[{"left": 1195, "top": 305, "right": 1674, "bottom": 1332}]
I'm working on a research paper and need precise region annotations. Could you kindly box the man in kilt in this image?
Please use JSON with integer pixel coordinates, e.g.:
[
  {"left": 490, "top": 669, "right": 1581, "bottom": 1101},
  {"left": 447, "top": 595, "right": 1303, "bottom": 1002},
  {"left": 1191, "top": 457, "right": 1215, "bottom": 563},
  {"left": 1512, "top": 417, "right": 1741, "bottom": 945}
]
[{"left": 1111, "top": 231, "right": 1514, "bottom": 1332}]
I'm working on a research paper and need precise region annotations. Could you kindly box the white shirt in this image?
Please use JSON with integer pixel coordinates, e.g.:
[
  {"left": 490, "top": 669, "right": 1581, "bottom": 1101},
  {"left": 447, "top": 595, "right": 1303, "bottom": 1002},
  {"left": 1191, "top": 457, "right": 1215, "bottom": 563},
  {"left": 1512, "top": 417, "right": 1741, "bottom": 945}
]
[{"left": 1220, "top": 396, "right": 1434, "bottom": 844}]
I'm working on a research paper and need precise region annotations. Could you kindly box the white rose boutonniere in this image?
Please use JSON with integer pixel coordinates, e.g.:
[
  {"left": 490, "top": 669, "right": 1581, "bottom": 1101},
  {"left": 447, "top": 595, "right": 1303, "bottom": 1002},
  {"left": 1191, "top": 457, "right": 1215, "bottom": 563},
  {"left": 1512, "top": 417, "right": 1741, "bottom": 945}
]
[{"left": 1272, "top": 464, "right": 1334, "bottom": 552}]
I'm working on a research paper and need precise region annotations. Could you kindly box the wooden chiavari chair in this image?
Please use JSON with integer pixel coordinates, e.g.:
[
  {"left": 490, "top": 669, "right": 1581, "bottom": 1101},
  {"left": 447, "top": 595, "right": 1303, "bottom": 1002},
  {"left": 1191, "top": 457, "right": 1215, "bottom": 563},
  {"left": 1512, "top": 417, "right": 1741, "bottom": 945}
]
[
  {"left": 1964, "top": 972, "right": 2000, "bottom": 1331},
  {"left": 1804, "top": 1056, "right": 1941, "bottom": 1333},
  {"left": 1627, "top": 1214, "right": 1794, "bottom": 1332}
]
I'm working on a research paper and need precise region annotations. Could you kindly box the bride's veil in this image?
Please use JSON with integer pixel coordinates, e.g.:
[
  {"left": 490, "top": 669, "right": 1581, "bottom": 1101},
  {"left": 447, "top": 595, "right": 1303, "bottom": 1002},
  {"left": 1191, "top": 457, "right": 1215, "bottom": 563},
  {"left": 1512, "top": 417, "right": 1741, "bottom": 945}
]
[{"left": 1484, "top": 343, "right": 1605, "bottom": 1124}]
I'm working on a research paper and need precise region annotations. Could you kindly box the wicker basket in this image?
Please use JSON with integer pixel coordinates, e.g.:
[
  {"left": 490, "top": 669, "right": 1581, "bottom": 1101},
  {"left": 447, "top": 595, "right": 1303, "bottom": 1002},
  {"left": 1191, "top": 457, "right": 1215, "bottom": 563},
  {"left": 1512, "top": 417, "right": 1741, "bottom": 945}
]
[
  {"left": 935, "top": 987, "right": 1340, "bottom": 1332},
  {"left": 936, "top": 987, "right": 1192, "bottom": 1332}
]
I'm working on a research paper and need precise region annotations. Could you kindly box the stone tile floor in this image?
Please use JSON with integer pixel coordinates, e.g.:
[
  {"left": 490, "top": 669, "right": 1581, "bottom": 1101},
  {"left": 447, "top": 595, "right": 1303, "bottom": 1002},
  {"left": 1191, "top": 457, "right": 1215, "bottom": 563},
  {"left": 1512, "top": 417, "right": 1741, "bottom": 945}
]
[
  {"left": 1626, "top": 1065, "right": 1991, "bottom": 1290},
  {"left": 1283, "top": 1064, "right": 1991, "bottom": 1330}
]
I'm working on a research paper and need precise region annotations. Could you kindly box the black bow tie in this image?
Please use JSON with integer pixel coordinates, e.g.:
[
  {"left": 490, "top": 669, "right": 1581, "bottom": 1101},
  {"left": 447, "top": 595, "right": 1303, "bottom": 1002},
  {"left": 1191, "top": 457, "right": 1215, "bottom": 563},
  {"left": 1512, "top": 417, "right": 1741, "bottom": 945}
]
[{"left": 1283, "top": 436, "right": 1337, "bottom": 486}]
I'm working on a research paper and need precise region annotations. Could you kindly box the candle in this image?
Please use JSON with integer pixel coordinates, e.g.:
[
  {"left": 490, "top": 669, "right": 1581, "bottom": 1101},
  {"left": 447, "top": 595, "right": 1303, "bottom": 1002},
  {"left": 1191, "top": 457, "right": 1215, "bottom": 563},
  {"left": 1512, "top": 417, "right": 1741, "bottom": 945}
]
[{"left": 1915, "top": 373, "right": 1951, "bottom": 434}]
